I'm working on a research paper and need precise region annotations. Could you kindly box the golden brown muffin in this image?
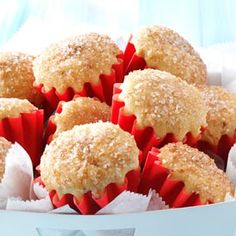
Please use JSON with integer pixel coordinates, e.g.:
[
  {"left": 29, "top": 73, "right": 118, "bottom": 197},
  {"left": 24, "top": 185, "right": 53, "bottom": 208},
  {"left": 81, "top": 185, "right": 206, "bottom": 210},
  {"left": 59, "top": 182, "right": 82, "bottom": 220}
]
[
  {"left": 0, "top": 137, "right": 11, "bottom": 181},
  {"left": 40, "top": 122, "right": 139, "bottom": 199},
  {"left": 199, "top": 86, "right": 236, "bottom": 145},
  {"left": 53, "top": 97, "right": 111, "bottom": 138},
  {"left": 0, "top": 52, "right": 41, "bottom": 105},
  {"left": 33, "top": 33, "right": 121, "bottom": 94},
  {"left": 119, "top": 69, "right": 207, "bottom": 140},
  {"left": 159, "top": 142, "right": 234, "bottom": 203},
  {"left": 132, "top": 25, "right": 207, "bottom": 86},
  {"left": 0, "top": 98, "right": 37, "bottom": 120}
]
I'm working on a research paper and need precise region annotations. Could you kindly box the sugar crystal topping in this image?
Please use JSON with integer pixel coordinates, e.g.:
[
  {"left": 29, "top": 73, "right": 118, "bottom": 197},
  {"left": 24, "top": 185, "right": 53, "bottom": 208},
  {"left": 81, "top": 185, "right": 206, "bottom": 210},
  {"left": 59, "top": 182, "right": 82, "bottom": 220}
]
[
  {"left": 200, "top": 85, "right": 236, "bottom": 145},
  {"left": 159, "top": 143, "right": 234, "bottom": 203},
  {"left": 40, "top": 122, "right": 139, "bottom": 199},
  {"left": 33, "top": 33, "right": 120, "bottom": 94},
  {"left": 119, "top": 69, "right": 207, "bottom": 140},
  {"left": 133, "top": 25, "right": 207, "bottom": 85},
  {"left": 0, "top": 52, "right": 39, "bottom": 103},
  {"left": 0, "top": 98, "right": 37, "bottom": 119},
  {"left": 53, "top": 97, "right": 111, "bottom": 138}
]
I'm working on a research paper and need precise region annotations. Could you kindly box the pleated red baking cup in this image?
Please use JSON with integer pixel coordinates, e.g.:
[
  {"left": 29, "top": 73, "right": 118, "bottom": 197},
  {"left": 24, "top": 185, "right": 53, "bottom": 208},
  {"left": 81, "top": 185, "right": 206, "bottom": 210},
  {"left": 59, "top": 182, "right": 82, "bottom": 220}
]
[
  {"left": 0, "top": 110, "right": 44, "bottom": 167},
  {"left": 48, "top": 168, "right": 140, "bottom": 215},
  {"left": 44, "top": 101, "right": 63, "bottom": 144},
  {"left": 124, "top": 35, "right": 147, "bottom": 75},
  {"left": 111, "top": 83, "right": 205, "bottom": 164},
  {"left": 35, "top": 53, "right": 124, "bottom": 111},
  {"left": 138, "top": 147, "right": 209, "bottom": 208},
  {"left": 196, "top": 132, "right": 236, "bottom": 165}
]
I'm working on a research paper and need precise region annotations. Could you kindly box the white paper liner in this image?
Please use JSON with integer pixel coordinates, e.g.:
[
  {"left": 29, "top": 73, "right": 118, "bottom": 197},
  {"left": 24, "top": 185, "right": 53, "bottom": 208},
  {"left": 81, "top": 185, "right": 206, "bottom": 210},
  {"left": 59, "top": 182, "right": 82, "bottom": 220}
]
[
  {"left": 6, "top": 182, "right": 53, "bottom": 212},
  {"left": 0, "top": 143, "right": 53, "bottom": 212},
  {"left": 46, "top": 190, "right": 168, "bottom": 216},
  {"left": 0, "top": 142, "right": 169, "bottom": 215},
  {"left": 224, "top": 192, "right": 236, "bottom": 202},
  {"left": 147, "top": 190, "right": 169, "bottom": 211},
  {"left": 226, "top": 144, "right": 236, "bottom": 187},
  {"left": 96, "top": 191, "right": 151, "bottom": 215},
  {"left": 0, "top": 143, "right": 34, "bottom": 209},
  {"left": 6, "top": 196, "right": 53, "bottom": 213},
  {"left": 33, "top": 182, "right": 48, "bottom": 200},
  {"left": 97, "top": 190, "right": 168, "bottom": 215},
  {"left": 225, "top": 144, "right": 236, "bottom": 201}
]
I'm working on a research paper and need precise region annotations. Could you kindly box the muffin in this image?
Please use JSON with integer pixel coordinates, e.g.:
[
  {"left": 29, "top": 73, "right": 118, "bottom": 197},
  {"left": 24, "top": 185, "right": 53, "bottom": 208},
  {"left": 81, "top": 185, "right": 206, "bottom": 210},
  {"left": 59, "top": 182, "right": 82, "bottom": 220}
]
[
  {"left": 0, "top": 52, "right": 43, "bottom": 107},
  {"left": 45, "top": 97, "right": 111, "bottom": 142},
  {"left": 0, "top": 98, "right": 44, "bottom": 166},
  {"left": 0, "top": 137, "right": 11, "bottom": 182},
  {"left": 139, "top": 143, "right": 234, "bottom": 207},
  {"left": 40, "top": 122, "right": 140, "bottom": 214},
  {"left": 197, "top": 86, "right": 236, "bottom": 163},
  {"left": 111, "top": 69, "right": 207, "bottom": 161},
  {"left": 124, "top": 25, "right": 207, "bottom": 86},
  {"left": 33, "top": 33, "right": 124, "bottom": 109}
]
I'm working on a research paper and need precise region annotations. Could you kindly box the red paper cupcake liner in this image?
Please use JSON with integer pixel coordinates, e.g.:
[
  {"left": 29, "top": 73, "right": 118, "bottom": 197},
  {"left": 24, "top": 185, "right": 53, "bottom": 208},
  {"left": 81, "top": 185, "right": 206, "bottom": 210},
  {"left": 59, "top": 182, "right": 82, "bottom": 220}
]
[
  {"left": 48, "top": 168, "right": 140, "bottom": 215},
  {"left": 196, "top": 132, "right": 236, "bottom": 164},
  {"left": 35, "top": 54, "right": 124, "bottom": 111},
  {"left": 0, "top": 110, "right": 44, "bottom": 167},
  {"left": 44, "top": 101, "right": 64, "bottom": 144},
  {"left": 138, "top": 147, "right": 207, "bottom": 208},
  {"left": 111, "top": 83, "right": 204, "bottom": 164},
  {"left": 124, "top": 36, "right": 147, "bottom": 75}
]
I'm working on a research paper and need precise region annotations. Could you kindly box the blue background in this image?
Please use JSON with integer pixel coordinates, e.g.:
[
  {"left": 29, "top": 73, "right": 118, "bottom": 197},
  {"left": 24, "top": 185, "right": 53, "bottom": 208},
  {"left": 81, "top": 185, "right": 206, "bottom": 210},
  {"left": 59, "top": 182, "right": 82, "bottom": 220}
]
[{"left": 0, "top": 0, "right": 236, "bottom": 47}]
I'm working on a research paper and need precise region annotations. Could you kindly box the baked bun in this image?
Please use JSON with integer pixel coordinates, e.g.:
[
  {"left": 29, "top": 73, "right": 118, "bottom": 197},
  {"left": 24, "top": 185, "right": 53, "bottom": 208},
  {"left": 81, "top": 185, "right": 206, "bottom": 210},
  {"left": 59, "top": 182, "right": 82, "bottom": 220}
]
[
  {"left": 33, "top": 33, "right": 121, "bottom": 94},
  {"left": 40, "top": 122, "right": 139, "bottom": 199},
  {"left": 52, "top": 97, "right": 111, "bottom": 139},
  {"left": 132, "top": 25, "right": 207, "bottom": 85},
  {"left": 0, "top": 52, "right": 42, "bottom": 105},
  {"left": 200, "top": 86, "right": 236, "bottom": 145},
  {"left": 0, "top": 98, "right": 37, "bottom": 119},
  {"left": 159, "top": 142, "right": 234, "bottom": 203},
  {"left": 119, "top": 69, "right": 207, "bottom": 140}
]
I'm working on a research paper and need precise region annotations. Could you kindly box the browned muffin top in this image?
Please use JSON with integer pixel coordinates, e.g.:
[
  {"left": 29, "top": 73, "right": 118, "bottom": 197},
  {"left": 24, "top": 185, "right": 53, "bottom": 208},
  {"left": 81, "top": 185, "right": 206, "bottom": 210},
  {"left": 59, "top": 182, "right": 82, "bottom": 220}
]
[
  {"left": 200, "top": 86, "right": 236, "bottom": 145},
  {"left": 119, "top": 69, "right": 207, "bottom": 140},
  {"left": 40, "top": 122, "right": 139, "bottom": 199},
  {"left": 0, "top": 98, "right": 37, "bottom": 120},
  {"left": 159, "top": 143, "right": 234, "bottom": 203},
  {"left": 0, "top": 52, "right": 41, "bottom": 104},
  {"left": 53, "top": 97, "right": 111, "bottom": 138},
  {"left": 132, "top": 25, "right": 207, "bottom": 86},
  {"left": 33, "top": 33, "right": 120, "bottom": 94}
]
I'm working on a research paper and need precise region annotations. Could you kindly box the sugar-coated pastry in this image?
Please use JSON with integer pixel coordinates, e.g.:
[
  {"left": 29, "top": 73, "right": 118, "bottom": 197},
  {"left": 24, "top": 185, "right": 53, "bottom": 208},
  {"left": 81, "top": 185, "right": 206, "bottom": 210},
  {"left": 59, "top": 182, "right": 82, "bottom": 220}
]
[
  {"left": 40, "top": 122, "right": 139, "bottom": 199},
  {"left": 0, "top": 52, "right": 42, "bottom": 105},
  {"left": 0, "top": 98, "right": 37, "bottom": 119},
  {"left": 131, "top": 25, "right": 207, "bottom": 85},
  {"left": 200, "top": 86, "right": 236, "bottom": 145},
  {"left": 33, "top": 33, "right": 121, "bottom": 94},
  {"left": 52, "top": 97, "right": 111, "bottom": 139},
  {"left": 0, "top": 98, "right": 43, "bottom": 167},
  {"left": 0, "top": 137, "right": 11, "bottom": 181},
  {"left": 158, "top": 143, "right": 234, "bottom": 203},
  {"left": 118, "top": 69, "right": 207, "bottom": 140}
]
